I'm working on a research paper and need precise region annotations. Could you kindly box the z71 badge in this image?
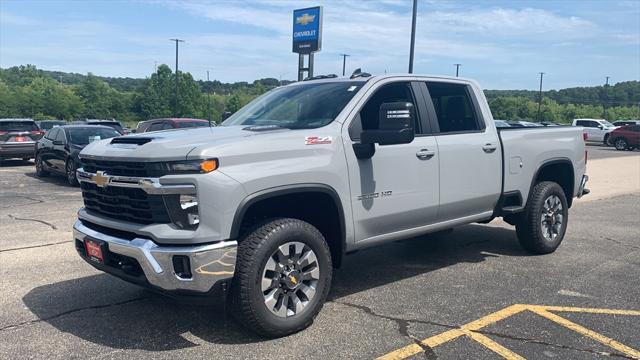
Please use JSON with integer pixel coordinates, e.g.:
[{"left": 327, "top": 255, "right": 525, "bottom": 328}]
[{"left": 305, "top": 136, "right": 332, "bottom": 145}]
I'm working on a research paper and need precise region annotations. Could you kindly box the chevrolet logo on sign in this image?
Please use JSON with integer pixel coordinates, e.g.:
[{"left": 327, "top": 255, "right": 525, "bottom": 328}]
[
  {"left": 93, "top": 171, "right": 110, "bottom": 187},
  {"left": 296, "top": 13, "right": 315, "bottom": 26}
]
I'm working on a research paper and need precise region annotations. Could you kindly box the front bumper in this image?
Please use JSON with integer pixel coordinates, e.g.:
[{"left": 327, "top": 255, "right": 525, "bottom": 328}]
[
  {"left": 73, "top": 220, "right": 237, "bottom": 294},
  {"left": 0, "top": 142, "right": 36, "bottom": 158}
]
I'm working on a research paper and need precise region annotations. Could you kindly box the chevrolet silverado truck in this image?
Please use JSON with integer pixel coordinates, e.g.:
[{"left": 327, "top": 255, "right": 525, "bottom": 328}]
[{"left": 73, "top": 75, "right": 589, "bottom": 337}]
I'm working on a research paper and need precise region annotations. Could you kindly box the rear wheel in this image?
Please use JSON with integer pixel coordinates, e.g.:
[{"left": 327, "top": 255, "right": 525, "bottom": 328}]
[
  {"left": 35, "top": 154, "right": 49, "bottom": 177},
  {"left": 66, "top": 160, "right": 78, "bottom": 186},
  {"left": 231, "top": 218, "right": 332, "bottom": 337},
  {"left": 614, "top": 138, "right": 628, "bottom": 151},
  {"left": 516, "top": 181, "right": 568, "bottom": 254}
]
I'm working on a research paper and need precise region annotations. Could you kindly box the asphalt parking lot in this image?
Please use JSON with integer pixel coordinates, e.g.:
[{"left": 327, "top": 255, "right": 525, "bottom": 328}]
[{"left": 1, "top": 145, "right": 638, "bottom": 359}]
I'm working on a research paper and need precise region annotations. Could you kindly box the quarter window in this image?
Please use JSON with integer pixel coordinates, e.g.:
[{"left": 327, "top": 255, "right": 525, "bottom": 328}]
[{"left": 426, "top": 82, "right": 482, "bottom": 133}]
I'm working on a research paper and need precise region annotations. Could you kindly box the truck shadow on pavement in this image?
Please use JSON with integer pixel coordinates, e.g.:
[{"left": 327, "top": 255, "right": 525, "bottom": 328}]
[{"left": 22, "top": 224, "right": 527, "bottom": 350}]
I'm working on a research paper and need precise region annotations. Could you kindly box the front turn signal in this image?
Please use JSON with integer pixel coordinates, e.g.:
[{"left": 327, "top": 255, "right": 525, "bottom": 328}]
[{"left": 200, "top": 159, "right": 218, "bottom": 173}]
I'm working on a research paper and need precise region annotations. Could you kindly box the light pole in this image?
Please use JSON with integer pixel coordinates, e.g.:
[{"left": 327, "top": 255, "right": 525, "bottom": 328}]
[
  {"left": 454, "top": 63, "right": 462, "bottom": 77},
  {"left": 604, "top": 76, "right": 610, "bottom": 120},
  {"left": 170, "top": 38, "right": 185, "bottom": 117},
  {"left": 207, "top": 70, "right": 213, "bottom": 125},
  {"left": 339, "top": 54, "right": 350, "bottom": 76},
  {"left": 537, "top": 72, "right": 545, "bottom": 122},
  {"left": 408, "top": 0, "right": 417, "bottom": 73}
]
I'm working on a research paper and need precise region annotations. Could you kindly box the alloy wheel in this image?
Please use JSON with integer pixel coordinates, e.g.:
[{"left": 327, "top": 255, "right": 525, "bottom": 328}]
[
  {"left": 540, "top": 195, "right": 563, "bottom": 242},
  {"left": 261, "top": 241, "right": 320, "bottom": 318}
]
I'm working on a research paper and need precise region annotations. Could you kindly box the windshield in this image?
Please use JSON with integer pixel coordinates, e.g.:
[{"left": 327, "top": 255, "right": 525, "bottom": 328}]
[
  {"left": 67, "top": 128, "right": 120, "bottom": 145},
  {"left": 222, "top": 82, "right": 362, "bottom": 129},
  {"left": 601, "top": 120, "right": 615, "bottom": 127},
  {"left": 177, "top": 121, "right": 210, "bottom": 128},
  {"left": 0, "top": 121, "right": 38, "bottom": 131}
]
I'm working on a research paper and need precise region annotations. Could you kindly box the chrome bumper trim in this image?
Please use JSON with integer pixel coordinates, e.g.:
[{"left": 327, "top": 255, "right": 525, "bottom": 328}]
[
  {"left": 577, "top": 174, "right": 589, "bottom": 198},
  {"left": 74, "top": 220, "right": 236, "bottom": 293},
  {"left": 76, "top": 168, "right": 195, "bottom": 195}
]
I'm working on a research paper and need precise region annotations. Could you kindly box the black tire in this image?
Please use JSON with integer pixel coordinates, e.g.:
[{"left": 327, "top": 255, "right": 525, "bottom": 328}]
[
  {"left": 231, "top": 218, "right": 332, "bottom": 337},
  {"left": 603, "top": 134, "right": 611, "bottom": 146},
  {"left": 35, "top": 154, "right": 49, "bottom": 177},
  {"left": 66, "top": 160, "right": 78, "bottom": 186},
  {"left": 614, "top": 138, "right": 628, "bottom": 151},
  {"left": 516, "top": 181, "right": 568, "bottom": 254}
]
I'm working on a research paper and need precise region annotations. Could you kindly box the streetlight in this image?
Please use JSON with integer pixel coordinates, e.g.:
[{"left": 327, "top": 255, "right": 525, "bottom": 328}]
[
  {"left": 454, "top": 63, "right": 462, "bottom": 77},
  {"left": 537, "top": 72, "right": 545, "bottom": 122},
  {"left": 604, "top": 76, "right": 610, "bottom": 120},
  {"left": 339, "top": 54, "right": 350, "bottom": 76},
  {"left": 408, "top": 0, "right": 417, "bottom": 73},
  {"left": 170, "top": 38, "right": 185, "bottom": 117}
]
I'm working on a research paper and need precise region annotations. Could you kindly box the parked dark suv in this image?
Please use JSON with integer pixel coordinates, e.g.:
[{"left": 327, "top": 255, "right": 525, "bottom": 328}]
[
  {"left": 35, "top": 125, "right": 120, "bottom": 185},
  {"left": 609, "top": 125, "right": 640, "bottom": 151},
  {"left": 136, "top": 118, "right": 210, "bottom": 133},
  {"left": 0, "top": 118, "right": 44, "bottom": 161}
]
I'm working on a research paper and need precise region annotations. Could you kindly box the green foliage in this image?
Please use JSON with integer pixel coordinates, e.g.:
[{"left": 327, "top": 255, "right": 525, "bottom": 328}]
[{"left": 1, "top": 65, "right": 638, "bottom": 126}]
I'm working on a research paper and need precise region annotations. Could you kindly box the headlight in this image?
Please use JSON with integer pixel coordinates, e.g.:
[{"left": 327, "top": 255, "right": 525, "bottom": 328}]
[{"left": 166, "top": 159, "right": 218, "bottom": 174}]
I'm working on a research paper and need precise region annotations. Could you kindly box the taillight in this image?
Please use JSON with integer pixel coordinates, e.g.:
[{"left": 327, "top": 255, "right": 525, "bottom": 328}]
[
  {"left": 0, "top": 131, "right": 7, "bottom": 135},
  {"left": 30, "top": 130, "right": 44, "bottom": 136},
  {"left": 583, "top": 132, "right": 588, "bottom": 141}
]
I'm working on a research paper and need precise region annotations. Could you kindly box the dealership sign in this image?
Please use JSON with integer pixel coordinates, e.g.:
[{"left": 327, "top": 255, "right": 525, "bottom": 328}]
[{"left": 292, "top": 6, "right": 322, "bottom": 54}]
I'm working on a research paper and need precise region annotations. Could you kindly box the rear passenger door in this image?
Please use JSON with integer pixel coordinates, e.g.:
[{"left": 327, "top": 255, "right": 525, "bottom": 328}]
[{"left": 423, "top": 81, "right": 502, "bottom": 221}]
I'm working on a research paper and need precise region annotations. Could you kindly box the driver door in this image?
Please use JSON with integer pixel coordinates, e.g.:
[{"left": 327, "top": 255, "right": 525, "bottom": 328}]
[{"left": 343, "top": 80, "right": 440, "bottom": 244}]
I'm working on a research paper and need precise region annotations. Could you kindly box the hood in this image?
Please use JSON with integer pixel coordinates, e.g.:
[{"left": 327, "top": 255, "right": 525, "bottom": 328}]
[{"left": 79, "top": 125, "right": 290, "bottom": 162}]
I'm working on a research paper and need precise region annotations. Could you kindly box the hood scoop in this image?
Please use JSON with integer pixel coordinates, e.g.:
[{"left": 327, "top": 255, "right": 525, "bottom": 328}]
[{"left": 110, "top": 137, "right": 153, "bottom": 145}]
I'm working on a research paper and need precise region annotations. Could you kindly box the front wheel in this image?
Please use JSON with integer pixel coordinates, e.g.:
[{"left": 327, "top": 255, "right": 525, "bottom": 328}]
[
  {"left": 66, "top": 160, "right": 78, "bottom": 186},
  {"left": 231, "top": 218, "right": 332, "bottom": 337},
  {"left": 614, "top": 138, "right": 628, "bottom": 151},
  {"left": 35, "top": 154, "right": 49, "bottom": 177},
  {"left": 516, "top": 181, "right": 568, "bottom": 254},
  {"left": 604, "top": 134, "right": 611, "bottom": 146}
]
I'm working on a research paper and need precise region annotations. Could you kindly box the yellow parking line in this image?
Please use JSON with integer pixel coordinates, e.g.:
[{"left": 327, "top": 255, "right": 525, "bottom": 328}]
[
  {"left": 537, "top": 305, "right": 640, "bottom": 316},
  {"left": 377, "top": 304, "right": 640, "bottom": 360},
  {"left": 462, "top": 329, "right": 525, "bottom": 360},
  {"left": 529, "top": 307, "right": 640, "bottom": 359},
  {"left": 377, "top": 305, "right": 527, "bottom": 360},
  {"left": 377, "top": 329, "right": 464, "bottom": 360}
]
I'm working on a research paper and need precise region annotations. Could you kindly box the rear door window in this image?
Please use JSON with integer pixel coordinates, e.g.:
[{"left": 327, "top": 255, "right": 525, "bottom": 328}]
[
  {"left": 425, "top": 82, "right": 483, "bottom": 133},
  {"left": 148, "top": 122, "right": 164, "bottom": 132}
]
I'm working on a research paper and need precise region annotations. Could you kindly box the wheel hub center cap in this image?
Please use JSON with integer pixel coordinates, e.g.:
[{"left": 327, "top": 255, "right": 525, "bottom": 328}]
[{"left": 281, "top": 270, "right": 301, "bottom": 290}]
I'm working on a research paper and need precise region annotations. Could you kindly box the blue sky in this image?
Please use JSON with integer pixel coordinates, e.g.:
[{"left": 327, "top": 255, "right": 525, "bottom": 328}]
[{"left": 1, "top": 0, "right": 638, "bottom": 89}]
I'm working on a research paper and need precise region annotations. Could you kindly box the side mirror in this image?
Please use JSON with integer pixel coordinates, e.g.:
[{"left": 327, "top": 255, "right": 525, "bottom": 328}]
[
  {"left": 597, "top": 125, "right": 603, "bottom": 130},
  {"left": 361, "top": 102, "right": 415, "bottom": 145}
]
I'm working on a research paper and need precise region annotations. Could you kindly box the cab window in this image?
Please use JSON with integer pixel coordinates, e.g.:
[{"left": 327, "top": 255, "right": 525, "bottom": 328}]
[
  {"left": 426, "top": 82, "right": 483, "bottom": 133},
  {"left": 350, "top": 81, "right": 420, "bottom": 140}
]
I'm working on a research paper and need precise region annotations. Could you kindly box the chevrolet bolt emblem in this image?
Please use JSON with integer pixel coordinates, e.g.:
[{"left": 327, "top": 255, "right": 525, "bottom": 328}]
[
  {"left": 296, "top": 13, "right": 315, "bottom": 26},
  {"left": 289, "top": 275, "right": 298, "bottom": 285},
  {"left": 93, "top": 171, "right": 110, "bottom": 187}
]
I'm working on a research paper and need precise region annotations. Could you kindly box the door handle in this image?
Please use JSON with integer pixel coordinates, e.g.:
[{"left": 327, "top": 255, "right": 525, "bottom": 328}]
[
  {"left": 482, "top": 144, "right": 497, "bottom": 153},
  {"left": 416, "top": 149, "right": 436, "bottom": 160}
]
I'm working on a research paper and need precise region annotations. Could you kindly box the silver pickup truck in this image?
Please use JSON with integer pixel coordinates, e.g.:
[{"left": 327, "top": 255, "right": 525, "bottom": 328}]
[{"left": 73, "top": 75, "right": 588, "bottom": 337}]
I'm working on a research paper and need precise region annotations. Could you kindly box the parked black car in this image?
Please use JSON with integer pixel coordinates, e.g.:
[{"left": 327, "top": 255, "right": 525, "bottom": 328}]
[
  {"left": 35, "top": 125, "right": 120, "bottom": 185},
  {"left": 0, "top": 118, "right": 44, "bottom": 161}
]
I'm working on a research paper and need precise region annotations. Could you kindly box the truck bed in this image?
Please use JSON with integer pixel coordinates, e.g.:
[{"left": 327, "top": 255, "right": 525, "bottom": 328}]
[{"left": 498, "top": 126, "right": 587, "bottom": 205}]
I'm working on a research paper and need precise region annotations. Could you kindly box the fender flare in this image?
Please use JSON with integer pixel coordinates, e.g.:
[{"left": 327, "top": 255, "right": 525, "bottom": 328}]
[{"left": 229, "top": 183, "right": 346, "bottom": 255}]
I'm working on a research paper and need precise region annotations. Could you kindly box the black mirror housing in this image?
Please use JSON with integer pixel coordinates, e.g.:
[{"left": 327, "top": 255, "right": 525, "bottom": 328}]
[{"left": 360, "top": 102, "right": 415, "bottom": 146}]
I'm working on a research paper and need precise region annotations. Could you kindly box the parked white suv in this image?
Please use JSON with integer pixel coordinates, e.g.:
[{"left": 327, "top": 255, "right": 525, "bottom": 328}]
[{"left": 572, "top": 118, "right": 618, "bottom": 145}]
